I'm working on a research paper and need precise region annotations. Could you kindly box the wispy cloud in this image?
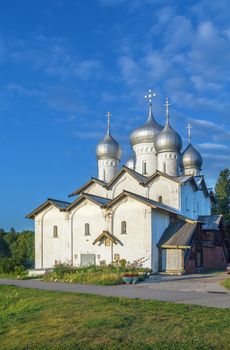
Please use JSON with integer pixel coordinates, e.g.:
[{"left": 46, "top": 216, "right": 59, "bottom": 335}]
[
  {"left": 2, "top": 34, "right": 104, "bottom": 82},
  {"left": 74, "top": 130, "right": 103, "bottom": 139},
  {"left": 198, "top": 143, "right": 229, "bottom": 150},
  {"left": 7, "top": 83, "right": 46, "bottom": 98}
]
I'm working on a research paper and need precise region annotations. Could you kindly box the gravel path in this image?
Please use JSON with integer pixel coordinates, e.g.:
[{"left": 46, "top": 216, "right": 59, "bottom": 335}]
[{"left": 0, "top": 274, "right": 229, "bottom": 308}]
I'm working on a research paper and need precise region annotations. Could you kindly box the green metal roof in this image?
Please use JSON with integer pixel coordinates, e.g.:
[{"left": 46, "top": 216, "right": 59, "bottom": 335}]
[{"left": 158, "top": 219, "right": 197, "bottom": 248}]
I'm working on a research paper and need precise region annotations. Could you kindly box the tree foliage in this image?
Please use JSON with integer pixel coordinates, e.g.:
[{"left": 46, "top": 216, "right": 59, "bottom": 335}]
[
  {"left": 0, "top": 229, "right": 34, "bottom": 274},
  {"left": 212, "top": 168, "right": 230, "bottom": 233}
]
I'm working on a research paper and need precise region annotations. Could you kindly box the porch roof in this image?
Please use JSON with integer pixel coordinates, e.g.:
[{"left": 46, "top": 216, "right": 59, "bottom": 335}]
[
  {"left": 92, "top": 231, "right": 119, "bottom": 245},
  {"left": 158, "top": 220, "right": 197, "bottom": 248}
]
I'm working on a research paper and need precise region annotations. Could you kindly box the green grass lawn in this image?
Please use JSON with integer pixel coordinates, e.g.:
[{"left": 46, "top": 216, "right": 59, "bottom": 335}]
[
  {"left": 0, "top": 286, "right": 229, "bottom": 350},
  {"left": 222, "top": 277, "right": 230, "bottom": 290}
]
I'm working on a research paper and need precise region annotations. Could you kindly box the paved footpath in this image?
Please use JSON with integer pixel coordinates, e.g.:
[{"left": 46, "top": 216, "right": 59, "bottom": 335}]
[{"left": 0, "top": 274, "right": 230, "bottom": 309}]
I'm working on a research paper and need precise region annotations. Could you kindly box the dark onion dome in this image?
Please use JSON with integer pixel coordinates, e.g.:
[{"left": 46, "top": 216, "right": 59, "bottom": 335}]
[
  {"left": 96, "top": 129, "right": 122, "bottom": 161},
  {"left": 155, "top": 117, "right": 182, "bottom": 153},
  {"left": 180, "top": 143, "right": 203, "bottom": 170},
  {"left": 125, "top": 156, "right": 135, "bottom": 169},
  {"left": 130, "top": 104, "right": 163, "bottom": 147}
]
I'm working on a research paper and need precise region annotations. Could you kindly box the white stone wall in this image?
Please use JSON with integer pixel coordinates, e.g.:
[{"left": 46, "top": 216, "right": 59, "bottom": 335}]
[
  {"left": 98, "top": 158, "right": 119, "bottom": 182},
  {"left": 35, "top": 206, "right": 71, "bottom": 269},
  {"left": 70, "top": 200, "right": 110, "bottom": 266},
  {"left": 111, "top": 198, "right": 152, "bottom": 268},
  {"left": 111, "top": 173, "right": 147, "bottom": 198},
  {"left": 151, "top": 211, "right": 170, "bottom": 273},
  {"left": 132, "top": 142, "right": 158, "bottom": 176},
  {"left": 157, "top": 152, "right": 180, "bottom": 176},
  {"left": 181, "top": 182, "right": 211, "bottom": 219},
  {"left": 148, "top": 176, "right": 180, "bottom": 209},
  {"left": 84, "top": 183, "right": 109, "bottom": 198}
]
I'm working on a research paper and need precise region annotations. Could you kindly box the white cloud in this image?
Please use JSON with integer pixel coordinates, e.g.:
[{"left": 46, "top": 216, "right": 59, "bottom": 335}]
[
  {"left": 74, "top": 130, "right": 103, "bottom": 139},
  {"left": 188, "top": 118, "right": 224, "bottom": 131},
  {"left": 198, "top": 143, "right": 228, "bottom": 150},
  {"left": 2, "top": 34, "right": 104, "bottom": 82},
  {"left": 7, "top": 83, "right": 46, "bottom": 98}
]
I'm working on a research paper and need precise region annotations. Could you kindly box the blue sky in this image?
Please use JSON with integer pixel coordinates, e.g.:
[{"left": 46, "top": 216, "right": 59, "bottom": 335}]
[{"left": 0, "top": 0, "right": 229, "bottom": 231}]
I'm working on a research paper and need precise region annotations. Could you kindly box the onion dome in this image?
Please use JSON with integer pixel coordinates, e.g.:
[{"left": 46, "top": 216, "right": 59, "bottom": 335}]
[
  {"left": 125, "top": 156, "right": 136, "bottom": 170},
  {"left": 155, "top": 98, "right": 182, "bottom": 153},
  {"left": 180, "top": 124, "right": 202, "bottom": 170},
  {"left": 96, "top": 112, "right": 122, "bottom": 161},
  {"left": 130, "top": 103, "right": 163, "bottom": 147},
  {"left": 180, "top": 143, "right": 203, "bottom": 170}
]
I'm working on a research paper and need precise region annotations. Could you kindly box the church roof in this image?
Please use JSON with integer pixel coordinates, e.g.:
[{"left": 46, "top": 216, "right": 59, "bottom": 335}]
[
  {"left": 198, "top": 215, "right": 222, "bottom": 231},
  {"left": 158, "top": 219, "right": 197, "bottom": 248},
  {"left": 143, "top": 171, "right": 198, "bottom": 190},
  {"left": 66, "top": 193, "right": 110, "bottom": 211},
  {"left": 69, "top": 178, "right": 106, "bottom": 197},
  {"left": 68, "top": 168, "right": 202, "bottom": 200},
  {"left": 107, "top": 190, "right": 180, "bottom": 215},
  {"left": 106, "top": 166, "right": 147, "bottom": 188},
  {"left": 26, "top": 198, "right": 71, "bottom": 219}
]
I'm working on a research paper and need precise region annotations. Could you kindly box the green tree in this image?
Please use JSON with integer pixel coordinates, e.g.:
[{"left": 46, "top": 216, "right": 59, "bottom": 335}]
[
  {"left": 212, "top": 168, "right": 230, "bottom": 233},
  {"left": 0, "top": 230, "right": 34, "bottom": 273}
]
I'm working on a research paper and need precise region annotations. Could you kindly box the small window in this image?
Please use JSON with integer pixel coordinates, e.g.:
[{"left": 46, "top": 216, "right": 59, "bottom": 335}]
[
  {"left": 142, "top": 161, "right": 147, "bottom": 175},
  {"left": 53, "top": 225, "right": 58, "bottom": 238},
  {"left": 163, "top": 162, "right": 166, "bottom": 173},
  {"left": 85, "top": 223, "right": 90, "bottom": 236},
  {"left": 158, "top": 195, "right": 163, "bottom": 203},
  {"left": 186, "top": 197, "right": 189, "bottom": 211},
  {"left": 121, "top": 221, "right": 127, "bottom": 234},
  {"left": 105, "top": 237, "right": 111, "bottom": 246}
]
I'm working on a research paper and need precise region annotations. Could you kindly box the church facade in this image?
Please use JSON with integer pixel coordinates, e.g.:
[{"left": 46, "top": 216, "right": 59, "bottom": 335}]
[{"left": 27, "top": 93, "right": 228, "bottom": 274}]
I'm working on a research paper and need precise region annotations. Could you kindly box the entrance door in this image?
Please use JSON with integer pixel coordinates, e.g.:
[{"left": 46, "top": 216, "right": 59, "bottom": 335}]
[{"left": 80, "top": 254, "right": 96, "bottom": 266}]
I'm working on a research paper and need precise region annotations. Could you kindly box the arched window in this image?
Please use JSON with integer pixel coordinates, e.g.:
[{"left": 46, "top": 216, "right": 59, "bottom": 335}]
[
  {"left": 121, "top": 221, "right": 127, "bottom": 234},
  {"left": 158, "top": 195, "right": 163, "bottom": 203},
  {"left": 142, "top": 161, "right": 147, "bottom": 175},
  {"left": 186, "top": 197, "right": 189, "bottom": 211},
  {"left": 85, "top": 223, "right": 90, "bottom": 236},
  {"left": 53, "top": 225, "right": 58, "bottom": 238}
]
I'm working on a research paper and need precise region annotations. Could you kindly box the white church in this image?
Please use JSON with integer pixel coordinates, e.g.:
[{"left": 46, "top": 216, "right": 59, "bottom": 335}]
[{"left": 27, "top": 92, "right": 227, "bottom": 274}]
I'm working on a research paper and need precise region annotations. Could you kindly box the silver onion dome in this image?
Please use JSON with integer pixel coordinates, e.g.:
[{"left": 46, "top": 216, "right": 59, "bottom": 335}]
[
  {"left": 125, "top": 156, "right": 136, "bottom": 169},
  {"left": 180, "top": 143, "right": 202, "bottom": 170},
  {"left": 155, "top": 116, "right": 182, "bottom": 153},
  {"left": 96, "top": 113, "right": 122, "bottom": 161},
  {"left": 130, "top": 104, "right": 163, "bottom": 147}
]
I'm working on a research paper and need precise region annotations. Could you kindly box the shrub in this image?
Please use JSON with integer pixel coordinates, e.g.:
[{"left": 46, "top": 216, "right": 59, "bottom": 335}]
[
  {"left": 44, "top": 271, "right": 123, "bottom": 285},
  {"left": 53, "top": 261, "right": 77, "bottom": 278}
]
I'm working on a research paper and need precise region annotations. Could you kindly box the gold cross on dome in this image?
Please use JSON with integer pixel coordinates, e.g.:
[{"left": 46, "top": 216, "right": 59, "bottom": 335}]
[
  {"left": 106, "top": 111, "right": 112, "bottom": 131},
  {"left": 144, "top": 90, "right": 156, "bottom": 105},
  {"left": 186, "top": 123, "right": 192, "bottom": 143}
]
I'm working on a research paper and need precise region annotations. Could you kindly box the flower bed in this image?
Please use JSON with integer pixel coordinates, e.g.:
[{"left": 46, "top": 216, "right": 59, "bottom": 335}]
[{"left": 43, "top": 258, "right": 151, "bottom": 285}]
